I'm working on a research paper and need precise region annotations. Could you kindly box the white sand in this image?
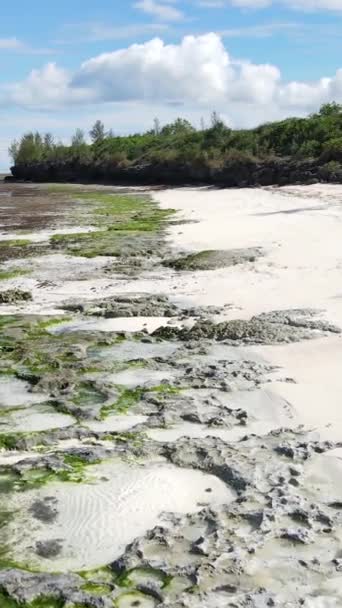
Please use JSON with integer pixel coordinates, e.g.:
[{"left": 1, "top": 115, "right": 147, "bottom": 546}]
[
  {"left": 109, "top": 368, "right": 176, "bottom": 389},
  {"left": 0, "top": 405, "right": 74, "bottom": 434},
  {"left": 84, "top": 414, "right": 147, "bottom": 433},
  {"left": 0, "top": 376, "right": 48, "bottom": 408},
  {"left": 149, "top": 185, "right": 342, "bottom": 442},
  {"left": 9, "top": 461, "right": 234, "bottom": 572},
  {"left": 91, "top": 340, "right": 179, "bottom": 361}
]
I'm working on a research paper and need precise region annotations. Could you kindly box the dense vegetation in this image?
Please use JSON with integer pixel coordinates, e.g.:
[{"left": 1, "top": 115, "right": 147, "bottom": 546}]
[{"left": 9, "top": 104, "right": 342, "bottom": 170}]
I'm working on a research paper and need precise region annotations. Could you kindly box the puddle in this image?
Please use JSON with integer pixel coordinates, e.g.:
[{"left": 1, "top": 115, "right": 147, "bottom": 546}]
[
  {"left": 0, "top": 376, "right": 48, "bottom": 408},
  {"left": 8, "top": 461, "right": 234, "bottom": 572}
]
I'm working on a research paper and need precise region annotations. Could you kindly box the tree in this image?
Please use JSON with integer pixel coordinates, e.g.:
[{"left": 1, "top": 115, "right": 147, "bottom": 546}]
[
  {"left": 153, "top": 117, "right": 161, "bottom": 136},
  {"left": 318, "top": 103, "right": 342, "bottom": 117},
  {"left": 71, "top": 129, "right": 86, "bottom": 147},
  {"left": 8, "top": 140, "right": 19, "bottom": 163},
  {"left": 89, "top": 120, "right": 106, "bottom": 144},
  {"left": 211, "top": 111, "right": 223, "bottom": 128},
  {"left": 43, "top": 133, "right": 54, "bottom": 149},
  {"left": 160, "top": 118, "right": 195, "bottom": 137}
]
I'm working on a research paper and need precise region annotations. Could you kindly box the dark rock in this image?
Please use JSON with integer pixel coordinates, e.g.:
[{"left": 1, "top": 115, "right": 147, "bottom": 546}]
[
  {"left": 0, "top": 289, "right": 32, "bottom": 304},
  {"left": 9, "top": 157, "right": 342, "bottom": 187}
]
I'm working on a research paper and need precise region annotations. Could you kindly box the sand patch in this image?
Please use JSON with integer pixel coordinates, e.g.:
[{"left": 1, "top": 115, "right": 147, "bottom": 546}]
[
  {"left": 8, "top": 461, "right": 234, "bottom": 572},
  {"left": 0, "top": 376, "right": 48, "bottom": 408},
  {"left": 0, "top": 405, "right": 74, "bottom": 434}
]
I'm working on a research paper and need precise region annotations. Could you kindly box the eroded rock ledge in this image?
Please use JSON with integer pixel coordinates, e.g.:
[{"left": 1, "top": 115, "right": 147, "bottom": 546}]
[{"left": 8, "top": 156, "right": 342, "bottom": 187}]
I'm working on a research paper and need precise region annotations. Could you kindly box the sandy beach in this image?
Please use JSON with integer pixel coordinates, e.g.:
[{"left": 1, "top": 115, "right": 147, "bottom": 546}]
[{"left": 1, "top": 182, "right": 342, "bottom": 607}]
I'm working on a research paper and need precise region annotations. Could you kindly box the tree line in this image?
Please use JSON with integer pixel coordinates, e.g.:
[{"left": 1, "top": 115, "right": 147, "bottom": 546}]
[{"left": 9, "top": 104, "right": 342, "bottom": 169}]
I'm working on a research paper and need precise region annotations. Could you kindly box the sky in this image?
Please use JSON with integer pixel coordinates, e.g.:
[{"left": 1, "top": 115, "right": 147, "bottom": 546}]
[{"left": 1, "top": 0, "right": 342, "bottom": 168}]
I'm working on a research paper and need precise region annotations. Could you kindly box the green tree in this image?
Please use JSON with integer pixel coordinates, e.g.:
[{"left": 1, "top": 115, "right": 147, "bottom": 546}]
[
  {"left": 89, "top": 120, "right": 106, "bottom": 144},
  {"left": 71, "top": 129, "right": 86, "bottom": 147},
  {"left": 161, "top": 118, "right": 195, "bottom": 137},
  {"left": 8, "top": 140, "right": 19, "bottom": 163}
]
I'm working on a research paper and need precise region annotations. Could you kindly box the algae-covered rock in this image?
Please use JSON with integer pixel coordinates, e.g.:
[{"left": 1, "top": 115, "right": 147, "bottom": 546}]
[
  {"left": 164, "top": 247, "right": 263, "bottom": 271},
  {"left": 0, "top": 289, "right": 32, "bottom": 304},
  {"left": 153, "top": 308, "right": 341, "bottom": 345},
  {"left": 63, "top": 294, "right": 178, "bottom": 319}
]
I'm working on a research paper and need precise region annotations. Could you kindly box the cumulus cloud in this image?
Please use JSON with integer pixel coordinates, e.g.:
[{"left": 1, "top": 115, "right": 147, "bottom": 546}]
[{"left": 1, "top": 33, "right": 342, "bottom": 125}]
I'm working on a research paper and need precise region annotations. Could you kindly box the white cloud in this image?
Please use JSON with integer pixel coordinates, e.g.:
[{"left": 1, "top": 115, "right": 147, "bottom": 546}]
[
  {"left": 288, "top": 0, "right": 342, "bottom": 8},
  {"left": 0, "top": 38, "right": 23, "bottom": 50},
  {"left": 133, "top": 0, "right": 184, "bottom": 21},
  {"left": 1, "top": 33, "right": 342, "bottom": 131},
  {"left": 220, "top": 22, "right": 300, "bottom": 38},
  {"left": 57, "top": 21, "right": 169, "bottom": 43},
  {"left": 71, "top": 34, "right": 232, "bottom": 105},
  {"left": 0, "top": 37, "right": 54, "bottom": 55},
  {"left": 197, "top": 0, "right": 342, "bottom": 9}
]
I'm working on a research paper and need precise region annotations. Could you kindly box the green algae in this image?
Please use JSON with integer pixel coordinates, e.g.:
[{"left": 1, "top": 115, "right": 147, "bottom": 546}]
[
  {"left": 101, "top": 382, "right": 182, "bottom": 419},
  {"left": 114, "top": 591, "right": 154, "bottom": 608},
  {"left": 47, "top": 192, "right": 173, "bottom": 258},
  {"left": 0, "top": 593, "right": 20, "bottom": 608},
  {"left": 0, "top": 270, "right": 31, "bottom": 281},
  {"left": 0, "top": 456, "right": 93, "bottom": 493},
  {"left": 0, "top": 240, "right": 32, "bottom": 248},
  {"left": 101, "top": 388, "right": 143, "bottom": 418},
  {"left": 80, "top": 566, "right": 114, "bottom": 584},
  {"left": 80, "top": 582, "right": 111, "bottom": 596},
  {"left": 116, "top": 567, "right": 169, "bottom": 589},
  {"left": 72, "top": 382, "right": 108, "bottom": 408},
  {"left": 148, "top": 384, "right": 182, "bottom": 395}
]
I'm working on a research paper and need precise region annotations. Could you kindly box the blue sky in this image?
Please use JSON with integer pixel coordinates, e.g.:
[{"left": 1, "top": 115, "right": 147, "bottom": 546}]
[{"left": 0, "top": 0, "right": 342, "bottom": 167}]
